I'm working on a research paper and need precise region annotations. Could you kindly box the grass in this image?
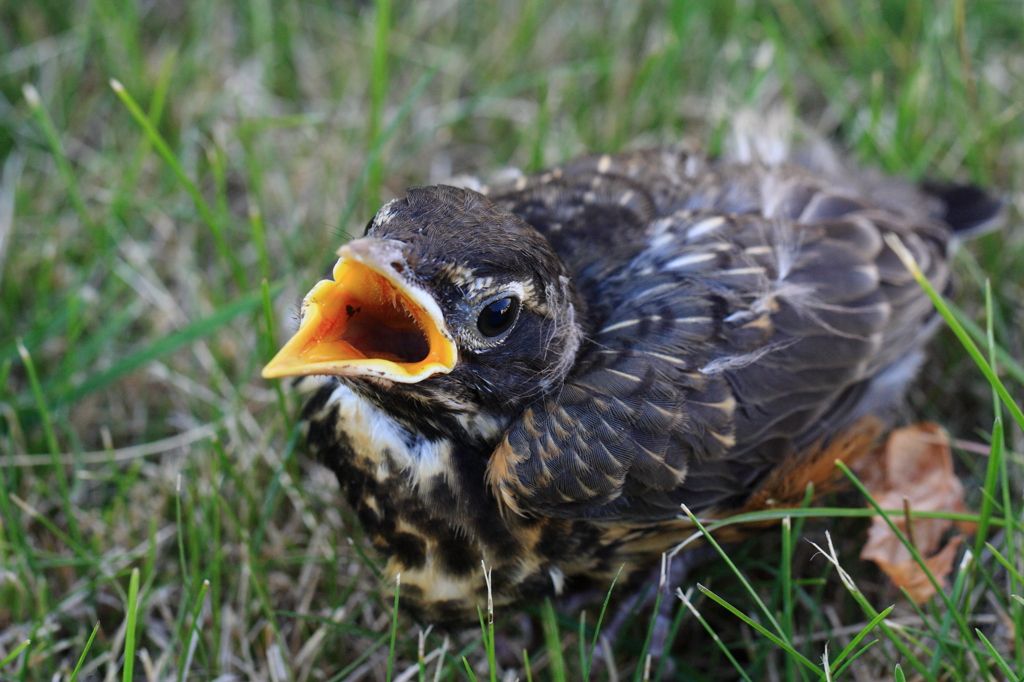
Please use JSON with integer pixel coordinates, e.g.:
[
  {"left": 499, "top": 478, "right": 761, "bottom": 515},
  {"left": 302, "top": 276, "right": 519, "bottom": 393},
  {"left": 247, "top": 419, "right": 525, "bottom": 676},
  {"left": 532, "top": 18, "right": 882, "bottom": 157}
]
[{"left": 1, "top": 0, "right": 1022, "bottom": 679}]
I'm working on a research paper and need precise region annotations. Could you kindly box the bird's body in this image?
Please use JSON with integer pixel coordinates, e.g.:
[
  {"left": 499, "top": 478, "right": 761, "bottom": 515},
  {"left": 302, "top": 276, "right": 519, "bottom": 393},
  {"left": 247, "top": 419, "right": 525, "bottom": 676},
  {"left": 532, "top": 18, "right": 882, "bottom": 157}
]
[{"left": 265, "top": 144, "right": 999, "bottom": 623}]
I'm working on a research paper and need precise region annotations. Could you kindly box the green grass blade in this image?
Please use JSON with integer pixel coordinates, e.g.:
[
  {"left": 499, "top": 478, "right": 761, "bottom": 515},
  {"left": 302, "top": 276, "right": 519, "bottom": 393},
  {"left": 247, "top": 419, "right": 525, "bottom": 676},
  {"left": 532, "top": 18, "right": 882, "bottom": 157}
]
[
  {"left": 948, "top": 304, "right": 1024, "bottom": 386},
  {"left": 0, "top": 640, "right": 30, "bottom": 668},
  {"left": 110, "top": 47, "right": 177, "bottom": 223},
  {"left": 676, "top": 588, "right": 753, "bottom": 682},
  {"left": 250, "top": 206, "right": 272, "bottom": 283},
  {"left": 972, "top": 418, "right": 1004, "bottom": 561},
  {"left": 805, "top": 534, "right": 934, "bottom": 680},
  {"left": 984, "top": 543, "right": 1024, "bottom": 585},
  {"left": 387, "top": 574, "right": 401, "bottom": 682},
  {"left": 652, "top": 591, "right": 688, "bottom": 681},
  {"left": 974, "top": 629, "right": 1018, "bottom": 681},
  {"left": 780, "top": 516, "right": 797, "bottom": 682},
  {"left": 577, "top": 609, "right": 586, "bottom": 681},
  {"left": 21, "top": 85, "right": 99, "bottom": 244},
  {"left": 16, "top": 340, "right": 80, "bottom": 543},
  {"left": 540, "top": 598, "right": 566, "bottom": 682},
  {"left": 633, "top": 555, "right": 667, "bottom": 682},
  {"left": 679, "top": 505, "right": 787, "bottom": 639},
  {"left": 829, "top": 640, "right": 878, "bottom": 680},
  {"left": 337, "top": 66, "right": 438, "bottom": 233},
  {"left": 325, "top": 634, "right": 390, "bottom": 682},
  {"left": 884, "top": 235, "right": 1024, "bottom": 434},
  {"left": 122, "top": 567, "right": 140, "bottom": 682},
  {"left": 61, "top": 283, "right": 279, "bottom": 404},
  {"left": 68, "top": 622, "right": 100, "bottom": 682},
  {"left": 251, "top": 426, "right": 300, "bottom": 553},
  {"left": 836, "top": 460, "right": 987, "bottom": 672},
  {"left": 178, "top": 579, "right": 210, "bottom": 682},
  {"left": 348, "top": 536, "right": 385, "bottom": 580},
  {"left": 16, "top": 340, "right": 62, "bottom": 469},
  {"left": 366, "top": 0, "right": 392, "bottom": 209},
  {"left": 261, "top": 278, "right": 291, "bottom": 427},
  {"left": 461, "top": 656, "right": 478, "bottom": 682},
  {"left": 696, "top": 584, "right": 821, "bottom": 676},
  {"left": 6, "top": 493, "right": 91, "bottom": 563},
  {"left": 584, "top": 564, "right": 622, "bottom": 680},
  {"left": 175, "top": 473, "right": 191, "bottom": 601},
  {"left": 109, "top": 79, "right": 245, "bottom": 289},
  {"left": 829, "top": 606, "right": 893, "bottom": 672}
]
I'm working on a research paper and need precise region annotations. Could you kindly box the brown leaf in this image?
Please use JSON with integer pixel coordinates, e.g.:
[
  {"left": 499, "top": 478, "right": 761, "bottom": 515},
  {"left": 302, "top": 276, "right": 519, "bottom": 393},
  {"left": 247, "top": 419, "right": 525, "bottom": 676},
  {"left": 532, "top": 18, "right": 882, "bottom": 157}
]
[{"left": 857, "top": 422, "right": 968, "bottom": 604}]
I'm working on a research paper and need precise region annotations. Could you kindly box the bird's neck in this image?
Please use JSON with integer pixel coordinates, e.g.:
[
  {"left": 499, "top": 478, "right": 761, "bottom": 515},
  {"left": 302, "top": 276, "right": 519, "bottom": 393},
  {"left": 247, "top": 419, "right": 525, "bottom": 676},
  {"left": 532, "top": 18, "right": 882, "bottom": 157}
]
[
  {"left": 305, "top": 379, "right": 512, "bottom": 495},
  {"left": 351, "top": 377, "right": 513, "bottom": 446}
]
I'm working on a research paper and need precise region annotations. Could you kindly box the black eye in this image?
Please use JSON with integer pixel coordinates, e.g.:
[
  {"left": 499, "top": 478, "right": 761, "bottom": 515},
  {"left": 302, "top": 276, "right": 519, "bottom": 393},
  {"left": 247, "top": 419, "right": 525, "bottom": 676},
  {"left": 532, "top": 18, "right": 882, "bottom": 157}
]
[{"left": 477, "top": 296, "right": 520, "bottom": 337}]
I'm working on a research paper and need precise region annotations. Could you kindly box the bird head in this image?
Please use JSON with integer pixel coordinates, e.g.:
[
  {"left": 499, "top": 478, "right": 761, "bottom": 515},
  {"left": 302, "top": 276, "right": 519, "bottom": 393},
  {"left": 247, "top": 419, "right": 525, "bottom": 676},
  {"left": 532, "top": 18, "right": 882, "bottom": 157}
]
[{"left": 263, "top": 186, "right": 586, "bottom": 416}]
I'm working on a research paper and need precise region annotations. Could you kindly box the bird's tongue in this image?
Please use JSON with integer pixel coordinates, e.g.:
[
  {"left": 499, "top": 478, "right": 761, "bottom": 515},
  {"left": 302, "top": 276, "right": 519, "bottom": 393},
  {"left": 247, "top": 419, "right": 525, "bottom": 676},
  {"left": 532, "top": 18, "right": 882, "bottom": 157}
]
[{"left": 262, "top": 247, "right": 457, "bottom": 383}]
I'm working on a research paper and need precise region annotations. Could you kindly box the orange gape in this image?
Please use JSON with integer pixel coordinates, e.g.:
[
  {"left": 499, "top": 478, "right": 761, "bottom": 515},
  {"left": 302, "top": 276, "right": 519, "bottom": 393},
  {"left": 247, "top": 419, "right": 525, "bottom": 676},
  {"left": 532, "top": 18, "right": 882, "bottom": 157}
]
[{"left": 264, "top": 241, "right": 457, "bottom": 383}]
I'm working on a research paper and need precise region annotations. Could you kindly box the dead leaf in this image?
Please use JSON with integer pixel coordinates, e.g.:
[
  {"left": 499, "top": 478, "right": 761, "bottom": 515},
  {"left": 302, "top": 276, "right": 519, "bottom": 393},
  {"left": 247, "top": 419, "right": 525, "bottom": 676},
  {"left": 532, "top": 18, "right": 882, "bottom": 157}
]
[{"left": 856, "top": 422, "right": 969, "bottom": 604}]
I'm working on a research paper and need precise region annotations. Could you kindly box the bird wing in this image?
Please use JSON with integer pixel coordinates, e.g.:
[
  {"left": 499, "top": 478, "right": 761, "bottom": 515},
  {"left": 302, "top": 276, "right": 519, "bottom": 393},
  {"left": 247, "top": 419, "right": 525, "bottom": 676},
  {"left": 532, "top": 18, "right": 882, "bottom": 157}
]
[
  {"left": 486, "top": 272, "right": 739, "bottom": 519},
  {"left": 486, "top": 157, "right": 953, "bottom": 522}
]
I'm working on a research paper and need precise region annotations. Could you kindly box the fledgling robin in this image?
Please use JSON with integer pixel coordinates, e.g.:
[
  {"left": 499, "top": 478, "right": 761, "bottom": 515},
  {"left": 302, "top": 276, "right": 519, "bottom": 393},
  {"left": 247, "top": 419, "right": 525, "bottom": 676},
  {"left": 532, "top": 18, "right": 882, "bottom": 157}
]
[{"left": 263, "top": 139, "right": 1000, "bottom": 624}]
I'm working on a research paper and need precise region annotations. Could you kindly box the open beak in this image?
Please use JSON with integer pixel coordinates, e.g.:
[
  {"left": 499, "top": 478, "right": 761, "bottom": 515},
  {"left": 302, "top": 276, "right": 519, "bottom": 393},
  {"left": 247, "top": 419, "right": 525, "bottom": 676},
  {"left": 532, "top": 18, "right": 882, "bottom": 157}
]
[{"left": 262, "top": 238, "right": 457, "bottom": 383}]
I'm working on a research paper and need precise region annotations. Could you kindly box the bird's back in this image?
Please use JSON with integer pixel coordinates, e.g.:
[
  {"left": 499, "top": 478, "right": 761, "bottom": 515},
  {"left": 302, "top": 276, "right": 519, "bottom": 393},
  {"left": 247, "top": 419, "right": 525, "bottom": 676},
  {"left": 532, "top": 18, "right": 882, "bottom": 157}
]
[{"left": 482, "top": 147, "right": 998, "bottom": 521}]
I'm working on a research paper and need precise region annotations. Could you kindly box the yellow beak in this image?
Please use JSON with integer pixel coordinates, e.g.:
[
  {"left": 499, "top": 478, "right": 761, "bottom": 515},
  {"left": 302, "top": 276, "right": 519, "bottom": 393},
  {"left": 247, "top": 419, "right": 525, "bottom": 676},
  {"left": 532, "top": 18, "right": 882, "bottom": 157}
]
[{"left": 262, "top": 238, "right": 458, "bottom": 383}]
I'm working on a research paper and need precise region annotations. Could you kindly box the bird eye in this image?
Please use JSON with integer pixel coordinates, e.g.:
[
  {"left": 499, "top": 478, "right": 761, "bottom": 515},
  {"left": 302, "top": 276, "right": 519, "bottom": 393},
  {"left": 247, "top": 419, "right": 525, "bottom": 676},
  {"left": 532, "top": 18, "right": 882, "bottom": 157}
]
[{"left": 477, "top": 296, "right": 520, "bottom": 337}]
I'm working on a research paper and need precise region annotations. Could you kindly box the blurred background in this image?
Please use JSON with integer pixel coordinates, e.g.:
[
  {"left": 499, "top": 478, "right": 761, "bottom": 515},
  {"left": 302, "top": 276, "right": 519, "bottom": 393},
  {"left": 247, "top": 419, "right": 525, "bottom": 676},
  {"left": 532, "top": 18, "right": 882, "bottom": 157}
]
[{"left": 1, "top": 0, "right": 1022, "bottom": 680}]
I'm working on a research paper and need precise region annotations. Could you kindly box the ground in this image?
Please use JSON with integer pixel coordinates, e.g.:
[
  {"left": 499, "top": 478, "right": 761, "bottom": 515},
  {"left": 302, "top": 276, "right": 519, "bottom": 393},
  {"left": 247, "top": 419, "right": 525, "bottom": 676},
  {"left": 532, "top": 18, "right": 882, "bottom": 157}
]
[{"left": 1, "top": 1, "right": 1022, "bottom": 680}]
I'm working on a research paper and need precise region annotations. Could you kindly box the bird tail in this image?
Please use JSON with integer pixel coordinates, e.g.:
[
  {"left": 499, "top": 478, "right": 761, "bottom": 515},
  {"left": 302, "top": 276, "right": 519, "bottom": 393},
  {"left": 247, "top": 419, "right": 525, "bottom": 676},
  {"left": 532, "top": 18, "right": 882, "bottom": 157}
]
[{"left": 922, "top": 181, "right": 1005, "bottom": 238}]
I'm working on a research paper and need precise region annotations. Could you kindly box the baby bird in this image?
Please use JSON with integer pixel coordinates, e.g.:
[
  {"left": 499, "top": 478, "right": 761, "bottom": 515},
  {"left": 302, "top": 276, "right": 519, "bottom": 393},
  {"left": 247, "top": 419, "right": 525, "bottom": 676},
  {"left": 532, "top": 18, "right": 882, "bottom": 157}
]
[{"left": 263, "top": 144, "right": 1000, "bottom": 624}]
